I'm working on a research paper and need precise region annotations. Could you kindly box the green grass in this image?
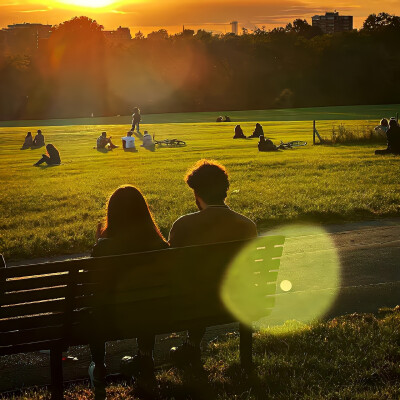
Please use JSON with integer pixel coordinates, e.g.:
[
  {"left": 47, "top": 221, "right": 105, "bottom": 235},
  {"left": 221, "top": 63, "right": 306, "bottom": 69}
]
[
  {"left": 1, "top": 106, "right": 400, "bottom": 261},
  {"left": 4, "top": 308, "right": 400, "bottom": 399}
]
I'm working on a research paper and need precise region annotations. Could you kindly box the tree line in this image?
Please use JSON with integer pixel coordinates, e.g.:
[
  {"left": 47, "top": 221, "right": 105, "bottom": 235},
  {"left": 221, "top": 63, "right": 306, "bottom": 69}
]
[{"left": 1, "top": 13, "right": 399, "bottom": 120}]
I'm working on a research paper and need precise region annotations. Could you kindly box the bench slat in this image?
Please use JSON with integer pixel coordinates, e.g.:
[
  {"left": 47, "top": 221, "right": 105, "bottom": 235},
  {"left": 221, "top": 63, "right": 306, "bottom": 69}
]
[
  {"left": 0, "top": 339, "right": 65, "bottom": 356},
  {"left": 3, "top": 286, "right": 68, "bottom": 306},
  {"left": 0, "top": 299, "right": 67, "bottom": 319},
  {"left": 4, "top": 274, "right": 69, "bottom": 292},
  {"left": 0, "top": 325, "right": 64, "bottom": 347}
]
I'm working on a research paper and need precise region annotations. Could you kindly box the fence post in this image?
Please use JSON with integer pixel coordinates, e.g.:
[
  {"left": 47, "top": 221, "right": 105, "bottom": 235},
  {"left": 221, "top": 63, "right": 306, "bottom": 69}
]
[{"left": 313, "top": 120, "right": 316, "bottom": 145}]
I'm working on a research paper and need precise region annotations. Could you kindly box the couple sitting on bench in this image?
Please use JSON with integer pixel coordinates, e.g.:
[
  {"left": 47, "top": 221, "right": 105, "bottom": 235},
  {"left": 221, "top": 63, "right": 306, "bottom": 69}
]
[{"left": 89, "top": 159, "right": 257, "bottom": 399}]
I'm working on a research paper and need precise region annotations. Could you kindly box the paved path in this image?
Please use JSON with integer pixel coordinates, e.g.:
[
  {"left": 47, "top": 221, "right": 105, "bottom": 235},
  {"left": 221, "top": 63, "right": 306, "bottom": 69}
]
[{"left": 1, "top": 218, "right": 399, "bottom": 392}]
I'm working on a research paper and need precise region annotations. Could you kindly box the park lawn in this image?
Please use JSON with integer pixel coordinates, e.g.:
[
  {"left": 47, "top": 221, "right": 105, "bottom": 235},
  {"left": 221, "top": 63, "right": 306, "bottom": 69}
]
[
  {"left": 1, "top": 110, "right": 400, "bottom": 261},
  {"left": 0, "top": 103, "right": 399, "bottom": 127}
]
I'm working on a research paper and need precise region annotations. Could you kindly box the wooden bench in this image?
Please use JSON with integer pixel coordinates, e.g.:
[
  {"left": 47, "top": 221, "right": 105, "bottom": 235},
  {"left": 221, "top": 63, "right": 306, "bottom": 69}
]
[{"left": 0, "top": 236, "right": 285, "bottom": 399}]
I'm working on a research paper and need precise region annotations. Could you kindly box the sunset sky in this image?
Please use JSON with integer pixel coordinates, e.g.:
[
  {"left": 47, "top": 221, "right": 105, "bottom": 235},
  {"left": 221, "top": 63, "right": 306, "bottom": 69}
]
[{"left": 1, "top": 0, "right": 400, "bottom": 35}]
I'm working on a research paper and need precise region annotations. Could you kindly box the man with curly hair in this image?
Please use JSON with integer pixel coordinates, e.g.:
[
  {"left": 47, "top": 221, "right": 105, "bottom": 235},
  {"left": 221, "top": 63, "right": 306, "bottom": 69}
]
[{"left": 168, "top": 159, "right": 257, "bottom": 367}]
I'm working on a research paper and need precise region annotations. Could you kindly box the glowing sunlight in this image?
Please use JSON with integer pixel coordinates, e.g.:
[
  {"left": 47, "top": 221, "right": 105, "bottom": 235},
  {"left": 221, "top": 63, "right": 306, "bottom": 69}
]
[{"left": 55, "top": 0, "right": 119, "bottom": 8}]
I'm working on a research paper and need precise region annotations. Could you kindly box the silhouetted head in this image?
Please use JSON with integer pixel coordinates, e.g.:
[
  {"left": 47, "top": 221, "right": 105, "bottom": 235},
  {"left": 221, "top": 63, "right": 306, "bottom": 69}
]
[
  {"left": 389, "top": 119, "right": 398, "bottom": 128},
  {"left": 259, "top": 135, "right": 265, "bottom": 143},
  {"left": 37, "top": 130, "right": 42, "bottom": 135},
  {"left": 127, "top": 131, "right": 133, "bottom": 137},
  {"left": 133, "top": 107, "right": 140, "bottom": 114},
  {"left": 144, "top": 130, "right": 149, "bottom": 136},
  {"left": 101, "top": 132, "right": 107, "bottom": 137},
  {"left": 256, "top": 123, "right": 261, "bottom": 128},
  {"left": 46, "top": 144, "right": 58, "bottom": 156},
  {"left": 102, "top": 185, "right": 165, "bottom": 243},
  {"left": 27, "top": 132, "right": 32, "bottom": 137},
  {"left": 185, "top": 159, "right": 229, "bottom": 205},
  {"left": 380, "top": 119, "right": 388, "bottom": 127}
]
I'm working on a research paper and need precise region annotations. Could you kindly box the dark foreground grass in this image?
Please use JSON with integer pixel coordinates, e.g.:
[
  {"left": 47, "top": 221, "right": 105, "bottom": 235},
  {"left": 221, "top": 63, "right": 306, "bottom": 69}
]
[{"left": 3, "top": 308, "right": 399, "bottom": 400}]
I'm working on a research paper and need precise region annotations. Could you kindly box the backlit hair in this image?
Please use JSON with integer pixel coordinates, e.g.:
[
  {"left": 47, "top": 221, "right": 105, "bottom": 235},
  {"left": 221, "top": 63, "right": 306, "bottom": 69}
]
[{"left": 185, "top": 159, "right": 229, "bottom": 204}]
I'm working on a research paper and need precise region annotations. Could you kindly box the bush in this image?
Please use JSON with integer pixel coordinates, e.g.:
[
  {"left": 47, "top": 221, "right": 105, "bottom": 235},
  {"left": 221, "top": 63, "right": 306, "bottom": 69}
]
[{"left": 324, "top": 124, "right": 386, "bottom": 144}]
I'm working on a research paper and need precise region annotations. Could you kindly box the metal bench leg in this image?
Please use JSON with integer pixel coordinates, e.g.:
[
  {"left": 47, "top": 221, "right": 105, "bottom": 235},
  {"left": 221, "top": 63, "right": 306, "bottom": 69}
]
[
  {"left": 50, "top": 347, "right": 64, "bottom": 400},
  {"left": 239, "top": 323, "right": 253, "bottom": 372}
]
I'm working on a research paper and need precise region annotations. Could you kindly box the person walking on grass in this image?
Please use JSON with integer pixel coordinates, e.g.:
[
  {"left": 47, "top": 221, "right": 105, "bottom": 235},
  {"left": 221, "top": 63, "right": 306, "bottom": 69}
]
[
  {"left": 33, "top": 144, "right": 61, "bottom": 166},
  {"left": 168, "top": 159, "right": 257, "bottom": 368},
  {"left": 131, "top": 107, "right": 142, "bottom": 133},
  {"left": 89, "top": 185, "right": 168, "bottom": 400}
]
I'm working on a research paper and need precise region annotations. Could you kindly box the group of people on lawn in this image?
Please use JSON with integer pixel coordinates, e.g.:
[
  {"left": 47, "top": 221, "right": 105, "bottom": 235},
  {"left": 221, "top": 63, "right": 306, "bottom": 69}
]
[
  {"left": 21, "top": 130, "right": 62, "bottom": 167},
  {"left": 96, "top": 108, "right": 155, "bottom": 152},
  {"left": 88, "top": 159, "right": 257, "bottom": 399}
]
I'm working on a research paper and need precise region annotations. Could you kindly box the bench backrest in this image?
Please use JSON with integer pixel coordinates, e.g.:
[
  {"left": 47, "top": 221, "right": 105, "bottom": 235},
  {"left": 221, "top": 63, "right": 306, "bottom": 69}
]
[{"left": 0, "top": 236, "right": 285, "bottom": 355}]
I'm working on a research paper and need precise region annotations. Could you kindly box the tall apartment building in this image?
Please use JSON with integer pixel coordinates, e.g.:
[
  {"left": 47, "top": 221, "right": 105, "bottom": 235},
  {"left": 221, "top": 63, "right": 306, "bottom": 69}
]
[
  {"left": 230, "top": 21, "right": 238, "bottom": 35},
  {"left": 312, "top": 12, "right": 353, "bottom": 34}
]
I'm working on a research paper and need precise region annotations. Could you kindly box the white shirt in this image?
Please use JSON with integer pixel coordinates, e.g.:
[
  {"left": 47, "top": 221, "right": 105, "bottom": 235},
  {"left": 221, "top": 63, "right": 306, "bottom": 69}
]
[{"left": 122, "top": 136, "right": 136, "bottom": 148}]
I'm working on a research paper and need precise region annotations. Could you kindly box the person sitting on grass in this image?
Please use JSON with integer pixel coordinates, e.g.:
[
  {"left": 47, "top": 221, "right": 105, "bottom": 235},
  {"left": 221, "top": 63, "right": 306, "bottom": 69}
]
[
  {"left": 33, "top": 144, "right": 61, "bottom": 166},
  {"left": 224, "top": 116, "right": 231, "bottom": 122},
  {"left": 168, "top": 159, "right": 257, "bottom": 368},
  {"left": 216, "top": 116, "right": 223, "bottom": 122},
  {"left": 375, "top": 118, "right": 400, "bottom": 155},
  {"left": 32, "top": 130, "right": 45, "bottom": 148},
  {"left": 21, "top": 132, "right": 33, "bottom": 149},
  {"left": 249, "top": 123, "right": 264, "bottom": 138},
  {"left": 258, "top": 135, "right": 277, "bottom": 152},
  {"left": 97, "top": 132, "right": 118, "bottom": 150},
  {"left": 89, "top": 185, "right": 168, "bottom": 400},
  {"left": 122, "top": 131, "right": 137, "bottom": 151},
  {"left": 374, "top": 118, "right": 389, "bottom": 136},
  {"left": 233, "top": 125, "right": 246, "bottom": 139},
  {"left": 131, "top": 107, "right": 142, "bottom": 133},
  {"left": 141, "top": 131, "right": 155, "bottom": 151}
]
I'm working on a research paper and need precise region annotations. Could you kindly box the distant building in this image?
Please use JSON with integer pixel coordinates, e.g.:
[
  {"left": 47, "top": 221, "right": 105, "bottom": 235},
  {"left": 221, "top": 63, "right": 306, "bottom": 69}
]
[
  {"left": 230, "top": 21, "right": 238, "bottom": 35},
  {"left": 312, "top": 11, "right": 353, "bottom": 34},
  {"left": 1, "top": 23, "right": 52, "bottom": 54},
  {"left": 103, "top": 26, "right": 132, "bottom": 42}
]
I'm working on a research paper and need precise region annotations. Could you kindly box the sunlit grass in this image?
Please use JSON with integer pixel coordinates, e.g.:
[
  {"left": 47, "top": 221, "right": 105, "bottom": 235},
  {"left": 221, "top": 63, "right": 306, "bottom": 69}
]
[
  {"left": 7, "top": 308, "right": 400, "bottom": 399},
  {"left": 0, "top": 112, "right": 399, "bottom": 261}
]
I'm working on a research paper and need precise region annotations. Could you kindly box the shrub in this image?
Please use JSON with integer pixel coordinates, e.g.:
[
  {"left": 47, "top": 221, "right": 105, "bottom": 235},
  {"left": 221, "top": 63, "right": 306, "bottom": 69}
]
[{"left": 324, "top": 124, "right": 386, "bottom": 144}]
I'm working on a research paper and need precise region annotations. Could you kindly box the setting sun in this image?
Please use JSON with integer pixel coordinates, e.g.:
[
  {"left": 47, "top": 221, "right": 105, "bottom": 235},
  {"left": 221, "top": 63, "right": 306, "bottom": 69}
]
[{"left": 55, "top": 0, "right": 118, "bottom": 8}]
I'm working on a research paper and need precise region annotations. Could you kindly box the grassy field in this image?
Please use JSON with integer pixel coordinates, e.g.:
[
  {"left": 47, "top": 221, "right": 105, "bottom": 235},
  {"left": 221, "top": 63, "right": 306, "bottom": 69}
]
[
  {"left": 5, "top": 308, "right": 400, "bottom": 399},
  {"left": 1, "top": 105, "right": 400, "bottom": 261}
]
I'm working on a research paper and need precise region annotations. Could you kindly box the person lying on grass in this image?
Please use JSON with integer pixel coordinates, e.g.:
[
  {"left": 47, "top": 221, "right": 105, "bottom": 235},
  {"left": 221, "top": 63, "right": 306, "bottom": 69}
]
[
  {"left": 33, "top": 144, "right": 61, "bottom": 166},
  {"left": 97, "top": 132, "right": 118, "bottom": 150},
  {"left": 168, "top": 159, "right": 257, "bottom": 368},
  {"left": 90, "top": 185, "right": 168, "bottom": 399},
  {"left": 375, "top": 118, "right": 400, "bottom": 155}
]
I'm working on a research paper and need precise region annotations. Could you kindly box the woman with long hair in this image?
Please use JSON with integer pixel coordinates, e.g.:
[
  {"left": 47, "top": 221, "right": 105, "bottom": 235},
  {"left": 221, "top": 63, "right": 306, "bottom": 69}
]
[
  {"left": 89, "top": 185, "right": 168, "bottom": 399},
  {"left": 33, "top": 144, "right": 61, "bottom": 166},
  {"left": 21, "top": 132, "right": 33, "bottom": 149}
]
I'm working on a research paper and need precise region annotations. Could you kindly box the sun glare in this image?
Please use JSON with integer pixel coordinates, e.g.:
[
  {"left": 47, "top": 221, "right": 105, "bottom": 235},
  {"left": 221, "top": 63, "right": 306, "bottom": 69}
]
[{"left": 56, "top": 0, "right": 118, "bottom": 8}]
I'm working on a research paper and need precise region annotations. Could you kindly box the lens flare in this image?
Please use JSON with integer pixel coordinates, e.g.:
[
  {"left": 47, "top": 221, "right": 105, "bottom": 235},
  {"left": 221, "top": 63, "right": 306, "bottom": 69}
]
[{"left": 221, "top": 224, "right": 340, "bottom": 332}]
